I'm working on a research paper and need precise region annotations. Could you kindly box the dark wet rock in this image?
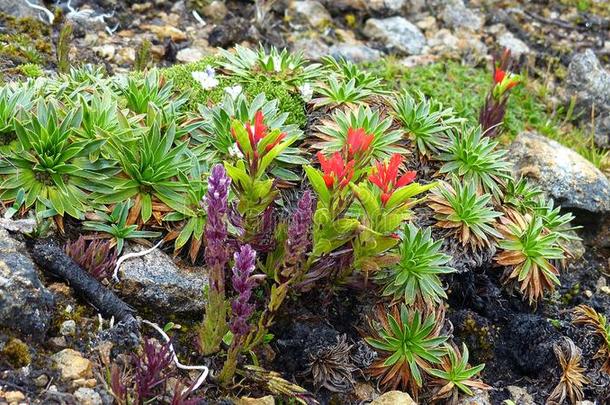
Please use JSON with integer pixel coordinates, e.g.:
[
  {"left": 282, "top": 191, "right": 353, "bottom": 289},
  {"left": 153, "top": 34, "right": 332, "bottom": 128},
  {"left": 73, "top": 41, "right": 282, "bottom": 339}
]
[
  {"left": 286, "top": 1, "right": 332, "bottom": 29},
  {"left": 0, "top": 229, "right": 54, "bottom": 338},
  {"left": 208, "top": 17, "right": 249, "bottom": 48},
  {"left": 566, "top": 49, "right": 610, "bottom": 148},
  {"left": 319, "top": 0, "right": 367, "bottom": 12},
  {"left": 117, "top": 244, "right": 207, "bottom": 316},
  {"left": 439, "top": 0, "right": 484, "bottom": 31},
  {"left": 328, "top": 42, "right": 382, "bottom": 63},
  {"left": 505, "top": 314, "right": 559, "bottom": 376},
  {"left": 0, "top": 0, "right": 44, "bottom": 19},
  {"left": 363, "top": 16, "right": 426, "bottom": 55},
  {"left": 508, "top": 131, "right": 610, "bottom": 216}
]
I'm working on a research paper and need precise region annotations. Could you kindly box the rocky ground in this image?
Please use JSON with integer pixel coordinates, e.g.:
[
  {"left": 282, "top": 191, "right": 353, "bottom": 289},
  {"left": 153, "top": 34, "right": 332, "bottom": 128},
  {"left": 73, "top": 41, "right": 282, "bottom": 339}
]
[{"left": 1, "top": 0, "right": 610, "bottom": 404}]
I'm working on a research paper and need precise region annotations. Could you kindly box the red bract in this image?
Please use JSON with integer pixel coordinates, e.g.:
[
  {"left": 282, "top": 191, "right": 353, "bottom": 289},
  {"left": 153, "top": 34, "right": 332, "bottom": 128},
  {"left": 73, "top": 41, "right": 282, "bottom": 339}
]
[
  {"left": 317, "top": 151, "right": 355, "bottom": 189},
  {"left": 494, "top": 68, "right": 506, "bottom": 84},
  {"left": 347, "top": 127, "right": 374, "bottom": 159},
  {"left": 246, "top": 110, "right": 268, "bottom": 147},
  {"left": 369, "top": 154, "right": 416, "bottom": 206}
]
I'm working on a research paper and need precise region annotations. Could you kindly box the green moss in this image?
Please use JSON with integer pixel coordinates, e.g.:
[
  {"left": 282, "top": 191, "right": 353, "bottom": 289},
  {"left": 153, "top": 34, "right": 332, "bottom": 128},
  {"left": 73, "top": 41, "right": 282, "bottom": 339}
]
[
  {"left": 16, "top": 63, "right": 44, "bottom": 78},
  {"left": 0, "top": 13, "right": 52, "bottom": 67},
  {"left": 162, "top": 58, "right": 307, "bottom": 127},
  {"left": 1, "top": 338, "right": 31, "bottom": 368}
]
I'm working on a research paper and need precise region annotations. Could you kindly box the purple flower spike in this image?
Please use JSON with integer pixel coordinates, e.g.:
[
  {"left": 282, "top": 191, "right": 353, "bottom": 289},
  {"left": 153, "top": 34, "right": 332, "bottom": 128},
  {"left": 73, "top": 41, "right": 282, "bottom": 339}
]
[
  {"left": 204, "top": 164, "right": 231, "bottom": 293},
  {"left": 285, "top": 190, "right": 314, "bottom": 266},
  {"left": 229, "top": 244, "right": 258, "bottom": 337}
]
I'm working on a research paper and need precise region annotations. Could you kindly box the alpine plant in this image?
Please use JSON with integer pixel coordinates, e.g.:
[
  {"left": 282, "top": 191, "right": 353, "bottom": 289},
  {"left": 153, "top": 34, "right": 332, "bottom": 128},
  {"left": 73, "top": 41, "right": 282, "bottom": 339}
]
[
  {"left": 391, "top": 90, "right": 463, "bottom": 158},
  {"left": 428, "top": 177, "right": 503, "bottom": 250},
  {"left": 199, "top": 164, "right": 232, "bottom": 355},
  {"left": 479, "top": 48, "right": 521, "bottom": 137},
  {"left": 219, "top": 244, "right": 260, "bottom": 385},
  {"left": 439, "top": 125, "right": 511, "bottom": 198},
  {"left": 495, "top": 211, "right": 564, "bottom": 304},
  {"left": 375, "top": 223, "right": 455, "bottom": 306},
  {"left": 366, "top": 304, "right": 448, "bottom": 397}
]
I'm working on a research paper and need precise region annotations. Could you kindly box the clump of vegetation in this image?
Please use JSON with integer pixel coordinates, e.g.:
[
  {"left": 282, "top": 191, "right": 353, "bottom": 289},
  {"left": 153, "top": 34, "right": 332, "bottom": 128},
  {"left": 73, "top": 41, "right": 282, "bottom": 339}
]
[
  {"left": 0, "top": 44, "right": 588, "bottom": 403},
  {"left": 547, "top": 337, "right": 588, "bottom": 404},
  {"left": 365, "top": 304, "right": 447, "bottom": 397},
  {"left": 375, "top": 223, "right": 454, "bottom": 306},
  {"left": 428, "top": 343, "right": 489, "bottom": 404},
  {"left": 573, "top": 305, "right": 610, "bottom": 374},
  {"left": 1, "top": 338, "right": 31, "bottom": 368},
  {"left": 495, "top": 212, "right": 564, "bottom": 304},
  {"left": 429, "top": 177, "right": 502, "bottom": 250}
]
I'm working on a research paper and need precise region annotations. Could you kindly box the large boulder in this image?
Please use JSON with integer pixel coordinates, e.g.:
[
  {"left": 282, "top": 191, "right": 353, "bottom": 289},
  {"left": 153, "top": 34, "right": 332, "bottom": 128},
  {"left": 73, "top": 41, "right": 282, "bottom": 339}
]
[
  {"left": 566, "top": 49, "right": 610, "bottom": 148},
  {"left": 507, "top": 131, "right": 610, "bottom": 216},
  {"left": 363, "top": 16, "right": 426, "bottom": 55},
  {"left": 0, "top": 229, "right": 54, "bottom": 338},
  {"left": 117, "top": 244, "right": 207, "bottom": 316}
]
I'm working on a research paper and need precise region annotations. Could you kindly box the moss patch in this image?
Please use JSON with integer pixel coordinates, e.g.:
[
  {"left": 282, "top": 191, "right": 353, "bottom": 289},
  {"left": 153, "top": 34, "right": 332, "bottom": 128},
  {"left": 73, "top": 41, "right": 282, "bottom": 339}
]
[
  {"left": 0, "top": 13, "right": 52, "bottom": 69},
  {"left": 1, "top": 337, "right": 31, "bottom": 368},
  {"left": 162, "top": 58, "right": 307, "bottom": 127}
]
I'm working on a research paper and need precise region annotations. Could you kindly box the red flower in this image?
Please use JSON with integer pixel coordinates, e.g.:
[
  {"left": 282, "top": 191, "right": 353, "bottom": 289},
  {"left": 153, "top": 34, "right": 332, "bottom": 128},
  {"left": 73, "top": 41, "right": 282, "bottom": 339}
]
[
  {"left": 317, "top": 152, "right": 355, "bottom": 189},
  {"left": 346, "top": 127, "right": 374, "bottom": 159},
  {"left": 231, "top": 110, "right": 287, "bottom": 161},
  {"left": 369, "top": 154, "right": 416, "bottom": 206},
  {"left": 246, "top": 110, "right": 268, "bottom": 147},
  {"left": 494, "top": 68, "right": 506, "bottom": 84}
]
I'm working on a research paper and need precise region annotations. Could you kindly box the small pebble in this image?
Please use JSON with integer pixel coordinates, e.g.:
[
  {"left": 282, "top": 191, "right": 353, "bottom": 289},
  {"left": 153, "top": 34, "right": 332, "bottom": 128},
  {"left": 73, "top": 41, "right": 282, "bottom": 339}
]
[
  {"left": 60, "top": 320, "right": 76, "bottom": 336},
  {"left": 584, "top": 290, "right": 593, "bottom": 298},
  {"left": 34, "top": 374, "right": 49, "bottom": 387},
  {"left": 3, "top": 391, "right": 25, "bottom": 402}
]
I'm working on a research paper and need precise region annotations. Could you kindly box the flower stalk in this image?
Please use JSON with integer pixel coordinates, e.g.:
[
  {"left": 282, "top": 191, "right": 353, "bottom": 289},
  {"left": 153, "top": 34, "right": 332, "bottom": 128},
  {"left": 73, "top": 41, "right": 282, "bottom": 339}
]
[
  {"left": 199, "top": 164, "right": 231, "bottom": 355},
  {"left": 218, "top": 244, "right": 259, "bottom": 384}
]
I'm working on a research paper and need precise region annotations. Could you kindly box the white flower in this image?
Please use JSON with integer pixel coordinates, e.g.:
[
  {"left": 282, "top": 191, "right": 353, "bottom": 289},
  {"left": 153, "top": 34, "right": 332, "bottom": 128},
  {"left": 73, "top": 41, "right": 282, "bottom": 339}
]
[
  {"left": 228, "top": 142, "right": 244, "bottom": 159},
  {"left": 225, "top": 85, "right": 243, "bottom": 99},
  {"left": 299, "top": 83, "right": 313, "bottom": 102},
  {"left": 192, "top": 66, "right": 219, "bottom": 90}
]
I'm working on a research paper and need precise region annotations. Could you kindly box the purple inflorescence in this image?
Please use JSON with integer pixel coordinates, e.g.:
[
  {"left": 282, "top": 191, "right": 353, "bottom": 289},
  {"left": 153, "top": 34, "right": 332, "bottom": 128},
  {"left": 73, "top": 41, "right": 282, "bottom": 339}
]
[{"left": 229, "top": 244, "right": 258, "bottom": 337}]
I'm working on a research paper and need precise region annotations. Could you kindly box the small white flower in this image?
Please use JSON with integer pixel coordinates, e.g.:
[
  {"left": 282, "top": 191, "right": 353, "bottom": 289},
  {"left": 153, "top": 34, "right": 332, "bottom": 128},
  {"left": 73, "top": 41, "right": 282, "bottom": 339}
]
[
  {"left": 192, "top": 66, "right": 219, "bottom": 90},
  {"left": 299, "top": 83, "right": 313, "bottom": 102},
  {"left": 225, "top": 85, "right": 243, "bottom": 99},
  {"left": 228, "top": 142, "right": 244, "bottom": 159}
]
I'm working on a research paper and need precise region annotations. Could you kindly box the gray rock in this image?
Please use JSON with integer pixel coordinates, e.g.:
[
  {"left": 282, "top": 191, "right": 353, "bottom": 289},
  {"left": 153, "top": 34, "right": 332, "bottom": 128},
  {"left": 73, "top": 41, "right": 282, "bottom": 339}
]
[
  {"left": 328, "top": 42, "right": 382, "bottom": 63},
  {"left": 457, "top": 388, "right": 491, "bottom": 405},
  {"left": 506, "top": 386, "right": 535, "bottom": 405},
  {"left": 201, "top": 0, "right": 229, "bottom": 21},
  {"left": 287, "top": 1, "right": 332, "bottom": 28},
  {"left": 117, "top": 244, "right": 207, "bottom": 315},
  {"left": 368, "top": 0, "right": 407, "bottom": 15},
  {"left": 319, "top": 0, "right": 367, "bottom": 12},
  {"left": 566, "top": 49, "right": 610, "bottom": 149},
  {"left": 363, "top": 16, "right": 426, "bottom": 55},
  {"left": 0, "top": 0, "right": 45, "bottom": 19},
  {"left": 291, "top": 38, "right": 330, "bottom": 61},
  {"left": 60, "top": 320, "right": 76, "bottom": 336},
  {"left": 0, "top": 229, "right": 54, "bottom": 338},
  {"left": 497, "top": 31, "right": 531, "bottom": 56},
  {"left": 176, "top": 47, "right": 205, "bottom": 63},
  {"left": 74, "top": 388, "right": 103, "bottom": 405},
  {"left": 440, "top": 0, "right": 484, "bottom": 31},
  {"left": 508, "top": 131, "right": 610, "bottom": 215}
]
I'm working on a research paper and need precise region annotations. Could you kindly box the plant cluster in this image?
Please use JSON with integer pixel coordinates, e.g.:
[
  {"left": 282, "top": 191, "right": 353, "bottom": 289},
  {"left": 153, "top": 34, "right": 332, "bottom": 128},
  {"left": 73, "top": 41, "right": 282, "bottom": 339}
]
[{"left": 0, "top": 45, "right": 583, "bottom": 403}]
